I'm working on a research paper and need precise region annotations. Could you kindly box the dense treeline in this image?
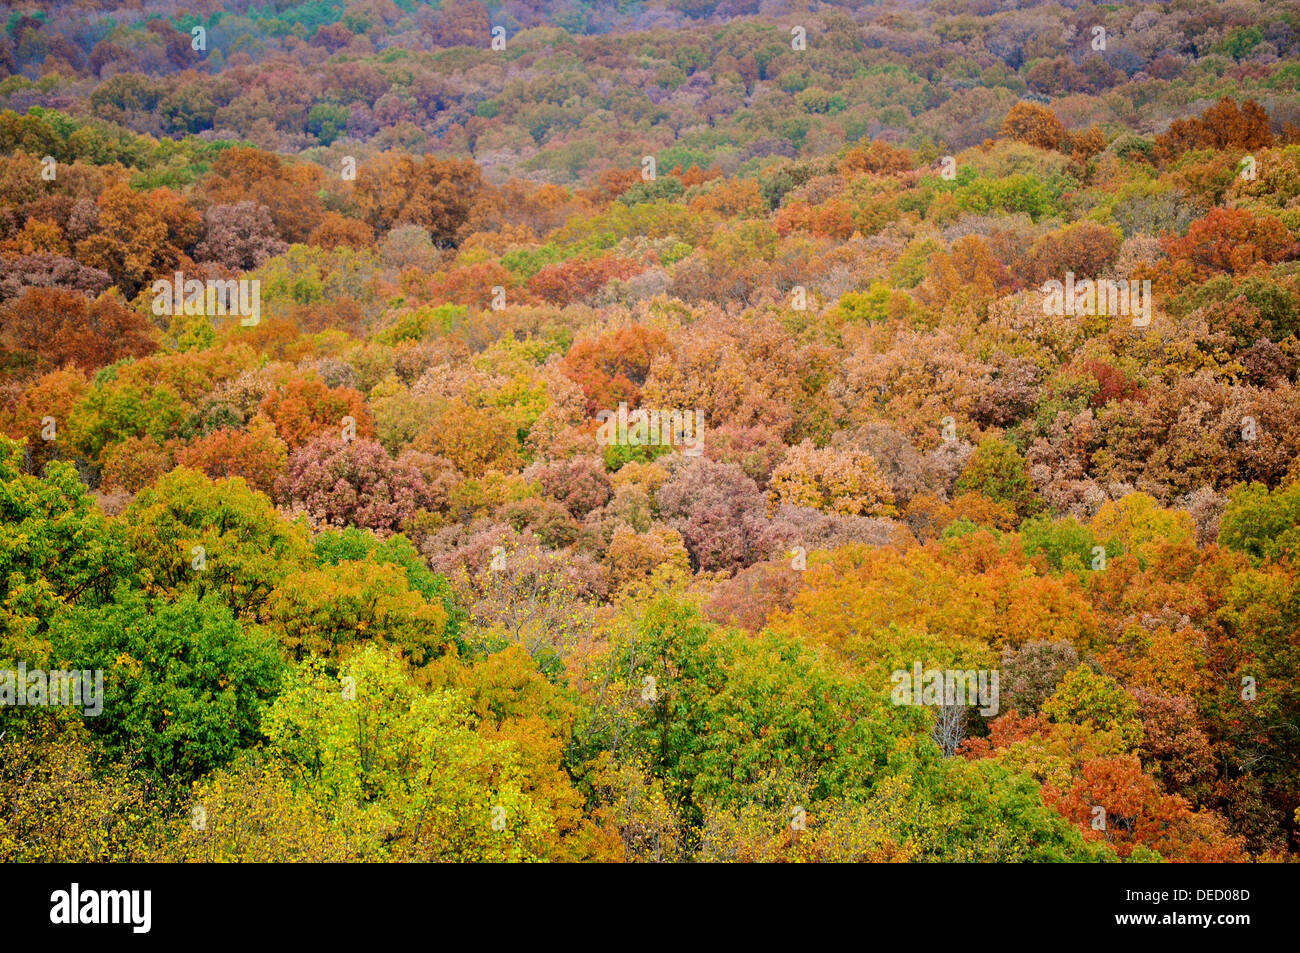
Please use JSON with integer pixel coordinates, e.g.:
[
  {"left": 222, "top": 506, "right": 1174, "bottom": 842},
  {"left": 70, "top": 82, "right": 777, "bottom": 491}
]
[
  {"left": 2, "top": 0, "right": 1300, "bottom": 862},
  {"left": 2, "top": 0, "right": 1299, "bottom": 178}
]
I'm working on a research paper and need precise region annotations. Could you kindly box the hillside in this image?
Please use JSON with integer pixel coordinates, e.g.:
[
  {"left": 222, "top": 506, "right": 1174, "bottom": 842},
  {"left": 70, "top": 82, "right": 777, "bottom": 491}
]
[{"left": 1, "top": 0, "right": 1299, "bottom": 863}]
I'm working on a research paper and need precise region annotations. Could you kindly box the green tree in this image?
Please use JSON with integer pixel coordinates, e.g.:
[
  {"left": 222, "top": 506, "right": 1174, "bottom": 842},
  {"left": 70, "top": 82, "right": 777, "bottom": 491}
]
[
  {"left": 0, "top": 436, "right": 132, "bottom": 665},
  {"left": 956, "top": 437, "right": 1039, "bottom": 519},
  {"left": 123, "top": 467, "right": 311, "bottom": 619},
  {"left": 46, "top": 589, "right": 285, "bottom": 782},
  {"left": 1219, "top": 481, "right": 1300, "bottom": 562},
  {"left": 262, "top": 646, "right": 557, "bottom": 861}
]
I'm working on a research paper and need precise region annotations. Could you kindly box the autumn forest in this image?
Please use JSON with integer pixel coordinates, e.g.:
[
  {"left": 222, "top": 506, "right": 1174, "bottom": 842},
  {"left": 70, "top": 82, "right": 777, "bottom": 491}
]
[{"left": 2, "top": 0, "right": 1300, "bottom": 864}]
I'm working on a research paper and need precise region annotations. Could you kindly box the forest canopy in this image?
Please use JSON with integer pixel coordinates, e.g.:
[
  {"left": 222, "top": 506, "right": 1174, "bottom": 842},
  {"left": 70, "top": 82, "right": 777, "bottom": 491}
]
[{"left": 2, "top": 0, "right": 1300, "bottom": 863}]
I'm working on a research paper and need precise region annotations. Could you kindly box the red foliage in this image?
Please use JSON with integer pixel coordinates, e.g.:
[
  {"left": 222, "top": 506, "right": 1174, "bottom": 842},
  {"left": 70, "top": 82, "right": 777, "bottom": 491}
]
[
  {"left": 561, "top": 325, "right": 673, "bottom": 415},
  {"left": 0, "top": 287, "right": 155, "bottom": 373},
  {"left": 1081, "top": 361, "right": 1147, "bottom": 409},
  {"left": 1162, "top": 206, "right": 1297, "bottom": 277},
  {"left": 258, "top": 377, "right": 375, "bottom": 450},
  {"left": 526, "top": 255, "right": 644, "bottom": 305}
]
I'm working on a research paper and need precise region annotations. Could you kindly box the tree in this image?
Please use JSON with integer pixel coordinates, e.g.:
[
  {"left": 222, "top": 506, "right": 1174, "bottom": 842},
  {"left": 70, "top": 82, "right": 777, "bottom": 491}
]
[
  {"left": 45, "top": 588, "right": 285, "bottom": 782},
  {"left": 1162, "top": 206, "right": 1296, "bottom": 278},
  {"left": 259, "top": 377, "right": 374, "bottom": 451},
  {"left": 655, "top": 458, "right": 771, "bottom": 573},
  {"left": 410, "top": 398, "right": 523, "bottom": 478},
  {"left": 312, "top": 527, "right": 465, "bottom": 648},
  {"left": 278, "top": 435, "right": 434, "bottom": 534},
  {"left": 956, "top": 437, "right": 1039, "bottom": 520},
  {"left": 527, "top": 255, "right": 643, "bottom": 305},
  {"left": 1219, "top": 480, "right": 1300, "bottom": 562},
  {"left": 160, "top": 755, "right": 379, "bottom": 862},
  {"left": 266, "top": 559, "right": 448, "bottom": 666},
  {"left": 605, "top": 523, "right": 692, "bottom": 594},
  {"left": 999, "top": 102, "right": 1066, "bottom": 152},
  {"left": 176, "top": 418, "right": 288, "bottom": 496},
  {"left": 75, "top": 182, "right": 199, "bottom": 296},
  {"left": 561, "top": 325, "right": 673, "bottom": 416},
  {"left": 123, "top": 467, "right": 311, "bottom": 618},
  {"left": 0, "top": 723, "right": 155, "bottom": 862},
  {"left": 0, "top": 366, "right": 89, "bottom": 474},
  {"left": 200, "top": 148, "right": 324, "bottom": 244},
  {"left": 262, "top": 645, "right": 560, "bottom": 861},
  {"left": 309, "top": 212, "right": 375, "bottom": 250},
  {"left": 590, "top": 594, "right": 919, "bottom": 844},
  {"left": 0, "top": 435, "right": 131, "bottom": 665},
  {"left": 0, "top": 287, "right": 155, "bottom": 374},
  {"left": 1155, "top": 98, "right": 1274, "bottom": 160},
  {"left": 1041, "top": 666, "right": 1144, "bottom": 750},
  {"left": 527, "top": 455, "right": 612, "bottom": 518},
  {"left": 100, "top": 434, "right": 170, "bottom": 493},
  {"left": 1043, "top": 754, "right": 1247, "bottom": 861},
  {"left": 768, "top": 439, "right": 896, "bottom": 517},
  {"left": 194, "top": 201, "right": 288, "bottom": 272},
  {"left": 354, "top": 153, "right": 485, "bottom": 247}
]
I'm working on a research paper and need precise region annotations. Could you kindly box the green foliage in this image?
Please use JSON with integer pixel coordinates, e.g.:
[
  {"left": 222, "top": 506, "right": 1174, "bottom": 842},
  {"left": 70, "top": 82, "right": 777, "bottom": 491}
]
[
  {"left": 123, "top": 468, "right": 312, "bottom": 618},
  {"left": 1042, "top": 666, "right": 1143, "bottom": 749},
  {"left": 262, "top": 645, "right": 557, "bottom": 860},
  {"left": 616, "top": 176, "right": 685, "bottom": 206},
  {"left": 0, "top": 437, "right": 132, "bottom": 662},
  {"left": 1019, "top": 516, "right": 1097, "bottom": 572},
  {"left": 956, "top": 437, "right": 1039, "bottom": 520},
  {"left": 832, "top": 282, "right": 893, "bottom": 324},
  {"left": 374, "top": 304, "right": 467, "bottom": 345},
  {"left": 45, "top": 588, "right": 285, "bottom": 782},
  {"left": 876, "top": 748, "right": 1116, "bottom": 862},
  {"left": 311, "top": 526, "right": 466, "bottom": 648},
  {"left": 1220, "top": 481, "right": 1300, "bottom": 562},
  {"left": 593, "top": 596, "right": 917, "bottom": 838},
  {"left": 602, "top": 439, "right": 671, "bottom": 471},
  {"left": 952, "top": 173, "right": 1057, "bottom": 221}
]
